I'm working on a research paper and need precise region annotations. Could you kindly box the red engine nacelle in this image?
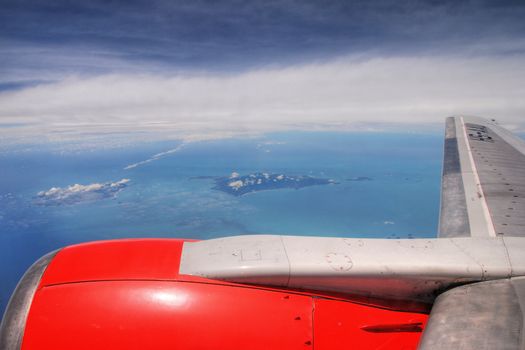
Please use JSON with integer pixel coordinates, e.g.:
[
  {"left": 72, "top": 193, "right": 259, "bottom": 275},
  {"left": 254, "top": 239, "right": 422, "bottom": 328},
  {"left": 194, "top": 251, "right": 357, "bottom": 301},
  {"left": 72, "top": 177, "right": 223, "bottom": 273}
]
[{"left": 1, "top": 239, "right": 428, "bottom": 349}]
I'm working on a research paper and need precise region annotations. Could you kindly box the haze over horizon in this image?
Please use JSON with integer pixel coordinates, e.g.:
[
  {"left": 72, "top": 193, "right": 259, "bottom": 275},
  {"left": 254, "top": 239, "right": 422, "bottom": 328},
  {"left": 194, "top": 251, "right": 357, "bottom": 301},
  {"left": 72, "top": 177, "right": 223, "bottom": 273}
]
[{"left": 1, "top": 0, "right": 525, "bottom": 144}]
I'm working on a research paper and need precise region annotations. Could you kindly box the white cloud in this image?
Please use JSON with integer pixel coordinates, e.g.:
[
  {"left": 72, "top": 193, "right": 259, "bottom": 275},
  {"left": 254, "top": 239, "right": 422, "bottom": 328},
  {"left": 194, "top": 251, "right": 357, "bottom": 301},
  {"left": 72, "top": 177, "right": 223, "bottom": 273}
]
[
  {"left": 124, "top": 144, "right": 185, "bottom": 170},
  {"left": 35, "top": 179, "right": 130, "bottom": 205},
  {"left": 2, "top": 54, "right": 525, "bottom": 145}
]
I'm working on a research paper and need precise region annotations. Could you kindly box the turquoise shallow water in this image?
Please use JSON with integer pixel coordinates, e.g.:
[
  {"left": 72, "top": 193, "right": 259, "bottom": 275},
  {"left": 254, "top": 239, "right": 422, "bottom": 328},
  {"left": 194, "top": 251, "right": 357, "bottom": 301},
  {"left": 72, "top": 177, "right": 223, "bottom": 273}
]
[{"left": 0, "top": 131, "right": 443, "bottom": 314}]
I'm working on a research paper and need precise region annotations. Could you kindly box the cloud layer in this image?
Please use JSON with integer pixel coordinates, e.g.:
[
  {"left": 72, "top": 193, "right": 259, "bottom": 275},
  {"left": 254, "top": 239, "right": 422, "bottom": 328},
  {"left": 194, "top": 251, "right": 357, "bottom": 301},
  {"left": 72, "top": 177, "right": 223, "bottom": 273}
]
[
  {"left": 1, "top": 1, "right": 524, "bottom": 144},
  {"left": 1, "top": 54, "right": 525, "bottom": 144},
  {"left": 35, "top": 179, "right": 130, "bottom": 206}
]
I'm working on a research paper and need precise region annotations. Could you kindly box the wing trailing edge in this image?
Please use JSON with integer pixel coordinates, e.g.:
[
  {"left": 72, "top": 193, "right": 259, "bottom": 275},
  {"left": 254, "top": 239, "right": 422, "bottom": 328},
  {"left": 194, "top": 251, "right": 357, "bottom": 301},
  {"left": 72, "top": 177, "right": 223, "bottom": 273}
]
[{"left": 418, "top": 278, "right": 525, "bottom": 350}]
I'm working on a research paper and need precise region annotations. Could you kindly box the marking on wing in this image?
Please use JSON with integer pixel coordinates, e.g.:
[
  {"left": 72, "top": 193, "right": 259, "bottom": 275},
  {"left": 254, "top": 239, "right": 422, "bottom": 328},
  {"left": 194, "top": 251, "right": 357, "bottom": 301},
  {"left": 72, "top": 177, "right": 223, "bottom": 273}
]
[{"left": 324, "top": 253, "right": 353, "bottom": 272}]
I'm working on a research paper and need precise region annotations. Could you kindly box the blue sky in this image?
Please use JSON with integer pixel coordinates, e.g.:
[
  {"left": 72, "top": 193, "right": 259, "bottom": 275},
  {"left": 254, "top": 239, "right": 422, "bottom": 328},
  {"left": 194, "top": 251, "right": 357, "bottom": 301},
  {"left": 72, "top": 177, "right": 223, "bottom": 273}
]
[
  {"left": 1, "top": 0, "right": 525, "bottom": 143},
  {"left": 3, "top": 0, "right": 525, "bottom": 79}
]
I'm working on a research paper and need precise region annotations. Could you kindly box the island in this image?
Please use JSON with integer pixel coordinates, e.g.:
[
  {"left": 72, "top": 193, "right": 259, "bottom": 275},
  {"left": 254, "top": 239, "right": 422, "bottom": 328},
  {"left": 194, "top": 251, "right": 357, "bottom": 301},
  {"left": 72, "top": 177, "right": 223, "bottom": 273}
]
[
  {"left": 35, "top": 179, "right": 130, "bottom": 206},
  {"left": 213, "top": 172, "right": 337, "bottom": 196},
  {"left": 346, "top": 176, "right": 373, "bottom": 182}
]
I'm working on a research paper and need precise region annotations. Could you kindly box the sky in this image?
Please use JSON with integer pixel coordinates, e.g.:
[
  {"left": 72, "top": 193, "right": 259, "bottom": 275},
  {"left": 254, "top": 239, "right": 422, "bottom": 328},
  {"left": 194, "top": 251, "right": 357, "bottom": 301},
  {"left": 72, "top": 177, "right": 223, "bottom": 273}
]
[{"left": 1, "top": 0, "right": 525, "bottom": 144}]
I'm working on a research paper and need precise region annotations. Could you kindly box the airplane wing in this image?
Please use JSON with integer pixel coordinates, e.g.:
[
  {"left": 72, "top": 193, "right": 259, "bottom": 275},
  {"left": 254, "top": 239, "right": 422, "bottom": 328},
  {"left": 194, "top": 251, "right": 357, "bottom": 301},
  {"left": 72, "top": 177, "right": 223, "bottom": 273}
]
[
  {"left": 439, "top": 116, "right": 525, "bottom": 238},
  {"left": 421, "top": 116, "right": 525, "bottom": 349}
]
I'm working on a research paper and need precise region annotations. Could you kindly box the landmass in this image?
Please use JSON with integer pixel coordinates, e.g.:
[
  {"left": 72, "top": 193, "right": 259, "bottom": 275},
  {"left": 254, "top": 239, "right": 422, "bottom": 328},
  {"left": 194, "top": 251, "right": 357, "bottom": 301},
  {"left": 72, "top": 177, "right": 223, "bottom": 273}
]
[
  {"left": 189, "top": 175, "right": 218, "bottom": 180},
  {"left": 346, "top": 176, "right": 373, "bottom": 181},
  {"left": 213, "top": 172, "right": 337, "bottom": 196},
  {"left": 34, "top": 179, "right": 130, "bottom": 206}
]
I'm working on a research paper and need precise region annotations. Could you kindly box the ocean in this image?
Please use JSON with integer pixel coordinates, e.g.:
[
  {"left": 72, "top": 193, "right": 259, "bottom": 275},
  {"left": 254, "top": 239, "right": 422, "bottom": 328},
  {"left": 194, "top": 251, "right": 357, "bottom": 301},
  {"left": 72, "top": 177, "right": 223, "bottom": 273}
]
[{"left": 0, "top": 130, "right": 443, "bottom": 314}]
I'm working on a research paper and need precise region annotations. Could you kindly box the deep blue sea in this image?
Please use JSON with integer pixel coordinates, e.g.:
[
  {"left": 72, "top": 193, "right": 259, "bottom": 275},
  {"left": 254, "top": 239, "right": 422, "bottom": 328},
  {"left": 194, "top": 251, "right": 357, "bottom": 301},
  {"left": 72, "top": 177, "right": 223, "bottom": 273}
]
[{"left": 0, "top": 131, "right": 444, "bottom": 314}]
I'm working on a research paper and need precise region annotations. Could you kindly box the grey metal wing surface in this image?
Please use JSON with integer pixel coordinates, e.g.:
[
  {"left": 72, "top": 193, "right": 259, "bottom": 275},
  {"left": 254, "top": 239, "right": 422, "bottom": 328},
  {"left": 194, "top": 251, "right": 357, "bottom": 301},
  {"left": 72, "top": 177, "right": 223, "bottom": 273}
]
[
  {"left": 439, "top": 116, "right": 525, "bottom": 238},
  {"left": 419, "top": 277, "right": 525, "bottom": 350},
  {"left": 421, "top": 116, "right": 525, "bottom": 350}
]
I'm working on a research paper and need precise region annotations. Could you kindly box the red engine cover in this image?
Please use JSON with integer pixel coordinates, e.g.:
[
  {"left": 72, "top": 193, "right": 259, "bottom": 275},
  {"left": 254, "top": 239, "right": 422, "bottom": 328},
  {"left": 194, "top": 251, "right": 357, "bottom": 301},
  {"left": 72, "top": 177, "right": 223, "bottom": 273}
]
[{"left": 21, "top": 239, "right": 427, "bottom": 349}]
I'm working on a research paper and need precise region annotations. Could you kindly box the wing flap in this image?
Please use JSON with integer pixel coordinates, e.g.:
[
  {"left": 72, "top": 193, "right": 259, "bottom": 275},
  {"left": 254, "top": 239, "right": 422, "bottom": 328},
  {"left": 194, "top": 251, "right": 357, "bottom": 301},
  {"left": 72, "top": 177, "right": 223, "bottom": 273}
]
[
  {"left": 439, "top": 116, "right": 525, "bottom": 238},
  {"left": 418, "top": 278, "right": 525, "bottom": 350}
]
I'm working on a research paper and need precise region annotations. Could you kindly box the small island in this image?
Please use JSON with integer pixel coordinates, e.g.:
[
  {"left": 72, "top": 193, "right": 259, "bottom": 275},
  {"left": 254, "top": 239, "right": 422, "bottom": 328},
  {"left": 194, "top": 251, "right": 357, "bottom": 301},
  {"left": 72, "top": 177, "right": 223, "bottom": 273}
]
[
  {"left": 346, "top": 176, "right": 373, "bottom": 182},
  {"left": 213, "top": 172, "right": 336, "bottom": 196},
  {"left": 34, "top": 179, "right": 130, "bottom": 206}
]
